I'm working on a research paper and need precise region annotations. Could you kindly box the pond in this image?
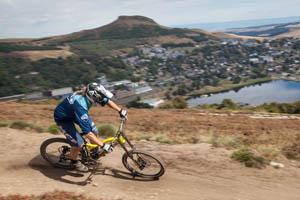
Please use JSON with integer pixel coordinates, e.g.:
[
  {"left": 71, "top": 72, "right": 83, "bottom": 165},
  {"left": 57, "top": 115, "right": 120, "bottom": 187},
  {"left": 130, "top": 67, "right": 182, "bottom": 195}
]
[{"left": 188, "top": 80, "right": 300, "bottom": 107}]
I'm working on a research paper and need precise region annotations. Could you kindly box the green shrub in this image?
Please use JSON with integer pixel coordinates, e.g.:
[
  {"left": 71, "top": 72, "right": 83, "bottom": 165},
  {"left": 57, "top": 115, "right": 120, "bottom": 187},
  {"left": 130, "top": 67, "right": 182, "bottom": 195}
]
[
  {"left": 159, "top": 96, "right": 188, "bottom": 109},
  {"left": 209, "top": 136, "right": 240, "bottom": 149},
  {"left": 31, "top": 125, "right": 44, "bottom": 133},
  {"left": 10, "top": 120, "right": 44, "bottom": 133},
  {"left": 232, "top": 148, "right": 266, "bottom": 168},
  {"left": 209, "top": 136, "right": 221, "bottom": 148},
  {"left": 98, "top": 124, "right": 116, "bottom": 137},
  {"left": 191, "top": 136, "right": 200, "bottom": 144},
  {"left": 156, "top": 136, "right": 173, "bottom": 144},
  {"left": 218, "top": 99, "right": 239, "bottom": 110},
  {"left": 126, "top": 100, "right": 153, "bottom": 109},
  {"left": 282, "top": 143, "right": 300, "bottom": 160},
  {"left": 139, "top": 135, "right": 152, "bottom": 141},
  {"left": 0, "top": 121, "right": 11, "bottom": 127},
  {"left": 259, "top": 146, "right": 280, "bottom": 159},
  {"left": 224, "top": 138, "right": 241, "bottom": 149},
  {"left": 47, "top": 124, "right": 60, "bottom": 135},
  {"left": 10, "top": 121, "right": 31, "bottom": 129}
]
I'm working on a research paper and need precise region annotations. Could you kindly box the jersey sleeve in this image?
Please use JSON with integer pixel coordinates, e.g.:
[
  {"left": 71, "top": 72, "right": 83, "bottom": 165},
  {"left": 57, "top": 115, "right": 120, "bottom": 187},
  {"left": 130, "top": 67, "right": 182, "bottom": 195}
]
[
  {"left": 100, "top": 97, "right": 109, "bottom": 106},
  {"left": 73, "top": 102, "right": 92, "bottom": 134}
]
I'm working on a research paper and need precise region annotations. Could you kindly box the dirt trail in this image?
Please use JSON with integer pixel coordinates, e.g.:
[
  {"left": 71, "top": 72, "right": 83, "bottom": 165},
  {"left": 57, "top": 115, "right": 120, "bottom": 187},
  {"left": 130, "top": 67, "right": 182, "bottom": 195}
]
[{"left": 1, "top": 127, "right": 300, "bottom": 200}]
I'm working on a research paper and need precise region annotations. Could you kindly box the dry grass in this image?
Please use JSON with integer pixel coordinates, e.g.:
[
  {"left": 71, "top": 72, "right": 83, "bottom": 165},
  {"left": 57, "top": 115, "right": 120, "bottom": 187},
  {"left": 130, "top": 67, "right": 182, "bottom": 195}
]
[
  {"left": 1, "top": 102, "right": 300, "bottom": 157},
  {"left": 146, "top": 35, "right": 195, "bottom": 45},
  {"left": 14, "top": 49, "right": 73, "bottom": 61},
  {"left": 0, "top": 45, "right": 73, "bottom": 61}
]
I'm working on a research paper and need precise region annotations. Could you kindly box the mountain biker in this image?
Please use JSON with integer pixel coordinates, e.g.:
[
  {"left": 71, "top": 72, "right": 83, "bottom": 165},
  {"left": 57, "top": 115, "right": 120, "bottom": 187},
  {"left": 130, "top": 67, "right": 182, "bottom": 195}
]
[{"left": 54, "top": 82, "right": 128, "bottom": 172}]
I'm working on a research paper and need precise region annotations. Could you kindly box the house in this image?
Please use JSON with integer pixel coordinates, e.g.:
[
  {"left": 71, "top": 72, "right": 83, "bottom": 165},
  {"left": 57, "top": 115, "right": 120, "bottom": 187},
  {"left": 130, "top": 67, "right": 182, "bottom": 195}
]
[
  {"left": 135, "top": 85, "right": 153, "bottom": 94},
  {"left": 111, "top": 80, "right": 132, "bottom": 87},
  {"left": 51, "top": 87, "right": 73, "bottom": 99},
  {"left": 249, "top": 58, "right": 260, "bottom": 64},
  {"left": 260, "top": 56, "right": 274, "bottom": 62}
]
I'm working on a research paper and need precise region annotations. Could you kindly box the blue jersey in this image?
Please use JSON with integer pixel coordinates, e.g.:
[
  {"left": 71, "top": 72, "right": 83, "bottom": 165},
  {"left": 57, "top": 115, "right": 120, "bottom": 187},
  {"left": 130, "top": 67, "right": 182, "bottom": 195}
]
[{"left": 54, "top": 93, "right": 108, "bottom": 134}]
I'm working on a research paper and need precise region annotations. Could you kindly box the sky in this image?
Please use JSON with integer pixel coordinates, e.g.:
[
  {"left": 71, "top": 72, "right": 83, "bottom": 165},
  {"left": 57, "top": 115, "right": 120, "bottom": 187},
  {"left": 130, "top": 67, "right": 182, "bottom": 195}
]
[{"left": 1, "top": 0, "right": 300, "bottom": 39}]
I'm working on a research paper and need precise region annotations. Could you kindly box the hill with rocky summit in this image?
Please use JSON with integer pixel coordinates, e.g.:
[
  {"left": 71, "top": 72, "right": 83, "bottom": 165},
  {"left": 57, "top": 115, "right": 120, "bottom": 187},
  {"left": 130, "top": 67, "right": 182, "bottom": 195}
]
[{"left": 0, "top": 15, "right": 261, "bottom": 45}]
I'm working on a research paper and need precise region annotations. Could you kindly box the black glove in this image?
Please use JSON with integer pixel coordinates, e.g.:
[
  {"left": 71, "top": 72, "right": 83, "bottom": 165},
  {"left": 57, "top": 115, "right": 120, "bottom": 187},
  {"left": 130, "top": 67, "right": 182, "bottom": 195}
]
[{"left": 119, "top": 109, "right": 128, "bottom": 119}]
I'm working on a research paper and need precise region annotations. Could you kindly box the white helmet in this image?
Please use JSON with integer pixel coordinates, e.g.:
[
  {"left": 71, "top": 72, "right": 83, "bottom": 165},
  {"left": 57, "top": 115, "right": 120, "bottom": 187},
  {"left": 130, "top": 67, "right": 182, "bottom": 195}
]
[{"left": 86, "top": 83, "right": 113, "bottom": 105}]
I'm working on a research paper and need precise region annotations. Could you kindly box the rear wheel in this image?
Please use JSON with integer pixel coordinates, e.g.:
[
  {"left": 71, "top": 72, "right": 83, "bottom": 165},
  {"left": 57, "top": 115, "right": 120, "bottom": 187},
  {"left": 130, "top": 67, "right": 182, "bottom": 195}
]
[
  {"left": 122, "top": 150, "right": 165, "bottom": 178},
  {"left": 40, "top": 138, "right": 73, "bottom": 169}
]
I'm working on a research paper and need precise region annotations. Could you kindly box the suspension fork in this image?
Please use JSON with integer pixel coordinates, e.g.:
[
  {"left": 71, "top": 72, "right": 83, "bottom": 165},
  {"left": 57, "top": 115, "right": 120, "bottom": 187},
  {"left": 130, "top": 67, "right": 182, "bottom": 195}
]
[
  {"left": 116, "top": 131, "right": 135, "bottom": 156},
  {"left": 115, "top": 119, "right": 144, "bottom": 169}
]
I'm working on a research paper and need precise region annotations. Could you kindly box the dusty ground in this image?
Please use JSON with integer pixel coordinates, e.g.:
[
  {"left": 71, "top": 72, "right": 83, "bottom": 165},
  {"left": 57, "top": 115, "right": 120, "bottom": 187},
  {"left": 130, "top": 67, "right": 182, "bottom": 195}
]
[
  {"left": 1, "top": 128, "right": 300, "bottom": 200},
  {"left": 1, "top": 102, "right": 300, "bottom": 200}
]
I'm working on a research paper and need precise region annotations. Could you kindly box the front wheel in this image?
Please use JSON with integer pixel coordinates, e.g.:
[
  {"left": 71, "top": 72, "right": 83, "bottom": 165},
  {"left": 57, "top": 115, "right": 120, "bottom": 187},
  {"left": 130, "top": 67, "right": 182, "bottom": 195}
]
[{"left": 122, "top": 150, "right": 165, "bottom": 178}]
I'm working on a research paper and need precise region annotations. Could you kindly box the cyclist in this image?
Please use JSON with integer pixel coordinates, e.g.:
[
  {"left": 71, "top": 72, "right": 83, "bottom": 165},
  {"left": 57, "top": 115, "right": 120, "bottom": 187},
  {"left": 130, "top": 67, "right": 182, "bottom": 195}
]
[{"left": 54, "top": 82, "right": 128, "bottom": 172}]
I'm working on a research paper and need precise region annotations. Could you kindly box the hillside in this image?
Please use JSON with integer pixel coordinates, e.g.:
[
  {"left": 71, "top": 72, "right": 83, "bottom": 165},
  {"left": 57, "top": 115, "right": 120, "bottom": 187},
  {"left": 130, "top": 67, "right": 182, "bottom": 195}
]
[
  {"left": 0, "top": 15, "right": 268, "bottom": 98},
  {"left": 1, "top": 102, "right": 300, "bottom": 200},
  {"left": 221, "top": 21, "right": 300, "bottom": 38}
]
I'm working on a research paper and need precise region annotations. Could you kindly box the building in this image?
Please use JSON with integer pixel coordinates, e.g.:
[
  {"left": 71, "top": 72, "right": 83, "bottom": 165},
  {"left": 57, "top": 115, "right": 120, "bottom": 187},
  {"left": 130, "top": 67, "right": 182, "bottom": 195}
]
[
  {"left": 111, "top": 80, "right": 132, "bottom": 87},
  {"left": 135, "top": 85, "right": 153, "bottom": 95},
  {"left": 51, "top": 87, "right": 73, "bottom": 99}
]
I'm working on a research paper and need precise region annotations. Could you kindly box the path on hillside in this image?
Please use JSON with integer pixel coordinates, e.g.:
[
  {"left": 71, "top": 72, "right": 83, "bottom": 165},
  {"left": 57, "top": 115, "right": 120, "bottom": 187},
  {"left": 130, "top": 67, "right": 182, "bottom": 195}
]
[{"left": 1, "top": 128, "right": 300, "bottom": 200}]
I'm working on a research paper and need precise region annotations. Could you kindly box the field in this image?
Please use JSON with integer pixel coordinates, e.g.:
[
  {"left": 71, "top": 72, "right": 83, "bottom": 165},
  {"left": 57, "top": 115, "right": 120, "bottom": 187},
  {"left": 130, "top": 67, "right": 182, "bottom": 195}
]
[{"left": 1, "top": 102, "right": 300, "bottom": 200}]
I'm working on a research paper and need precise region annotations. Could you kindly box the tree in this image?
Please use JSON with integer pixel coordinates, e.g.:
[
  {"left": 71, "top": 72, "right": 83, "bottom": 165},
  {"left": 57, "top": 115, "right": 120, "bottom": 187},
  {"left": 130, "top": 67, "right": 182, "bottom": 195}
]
[
  {"left": 126, "top": 100, "right": 153, "bottom": 109},
  {"left": 232, "top": 76, "right": 241, "bottom": 84},
  {"left": 159, "top": 96, "right": 188, "bottom": 109},
  {"left": 218, "top": 99, "right": 238, "bottom": 110}
]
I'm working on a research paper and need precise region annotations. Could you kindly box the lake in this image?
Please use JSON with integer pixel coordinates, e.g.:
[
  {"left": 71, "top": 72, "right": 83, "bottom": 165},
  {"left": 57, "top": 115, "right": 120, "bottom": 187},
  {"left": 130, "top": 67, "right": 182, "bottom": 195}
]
[{"left": 188, "top": 80, "right": 300, "bottom": 107}]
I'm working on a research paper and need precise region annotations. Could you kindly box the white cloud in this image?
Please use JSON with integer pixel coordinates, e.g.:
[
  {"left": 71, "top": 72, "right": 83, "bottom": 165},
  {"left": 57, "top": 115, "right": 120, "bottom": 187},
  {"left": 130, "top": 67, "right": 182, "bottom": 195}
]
[{"left": 0, "top": 0, "right": 300, "bottom": 38}]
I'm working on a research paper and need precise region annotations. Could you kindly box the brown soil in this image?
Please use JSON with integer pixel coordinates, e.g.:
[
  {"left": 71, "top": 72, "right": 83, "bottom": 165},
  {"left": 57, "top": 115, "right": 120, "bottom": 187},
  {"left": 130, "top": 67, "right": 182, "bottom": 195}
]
[{"left": 1, "top": 102, "right": 300, "bottom": 200}]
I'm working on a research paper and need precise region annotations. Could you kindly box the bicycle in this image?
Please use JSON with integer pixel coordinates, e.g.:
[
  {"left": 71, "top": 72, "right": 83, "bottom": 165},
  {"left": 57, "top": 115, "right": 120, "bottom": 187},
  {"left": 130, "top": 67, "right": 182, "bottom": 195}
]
[{"left": 40, "top": 118, "right": 165, "bottom": 179}]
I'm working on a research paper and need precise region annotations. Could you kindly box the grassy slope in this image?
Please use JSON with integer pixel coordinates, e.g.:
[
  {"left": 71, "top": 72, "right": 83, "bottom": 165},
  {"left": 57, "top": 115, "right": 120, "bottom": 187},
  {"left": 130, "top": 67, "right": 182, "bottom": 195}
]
[{"left": 1, "top": 102, "right": 299, "bottom": 150}]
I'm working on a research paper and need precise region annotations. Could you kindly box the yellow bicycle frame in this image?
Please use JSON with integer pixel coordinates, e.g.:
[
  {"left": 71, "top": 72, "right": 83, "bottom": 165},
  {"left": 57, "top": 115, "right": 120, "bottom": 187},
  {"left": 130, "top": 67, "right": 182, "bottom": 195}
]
[{"left": 85, "top": 135, "right": 126, "bottom": 150}]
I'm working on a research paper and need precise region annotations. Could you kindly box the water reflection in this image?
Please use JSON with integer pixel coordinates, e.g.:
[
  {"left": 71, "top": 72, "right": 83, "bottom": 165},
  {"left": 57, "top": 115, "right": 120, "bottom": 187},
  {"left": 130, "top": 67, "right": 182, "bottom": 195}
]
[{"left": 188, "top": 80, "right": 300, "bottom": 107}]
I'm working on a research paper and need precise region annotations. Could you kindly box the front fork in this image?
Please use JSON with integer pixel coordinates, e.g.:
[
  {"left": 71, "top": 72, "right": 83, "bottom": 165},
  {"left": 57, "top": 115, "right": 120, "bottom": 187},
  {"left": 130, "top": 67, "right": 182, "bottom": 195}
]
[
  {"left": 118, "top": 132, "right": 146, "bottom": 170},
  {"left": 117, "top": 131, "right": 135, "bottom": 155}
]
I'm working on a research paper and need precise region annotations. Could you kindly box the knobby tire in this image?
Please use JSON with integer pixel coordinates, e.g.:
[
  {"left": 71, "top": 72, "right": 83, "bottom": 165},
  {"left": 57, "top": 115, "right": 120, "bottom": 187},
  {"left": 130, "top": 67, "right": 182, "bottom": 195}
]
[{"left": 122, "top": 150, "right": 165, "bottom": 178}]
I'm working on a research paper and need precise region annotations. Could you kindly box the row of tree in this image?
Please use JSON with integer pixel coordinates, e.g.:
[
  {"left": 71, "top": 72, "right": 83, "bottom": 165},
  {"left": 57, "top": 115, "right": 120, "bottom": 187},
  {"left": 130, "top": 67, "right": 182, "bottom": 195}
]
[{"left": 0, "top": 56, "right": 132, "bottom": 97}]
